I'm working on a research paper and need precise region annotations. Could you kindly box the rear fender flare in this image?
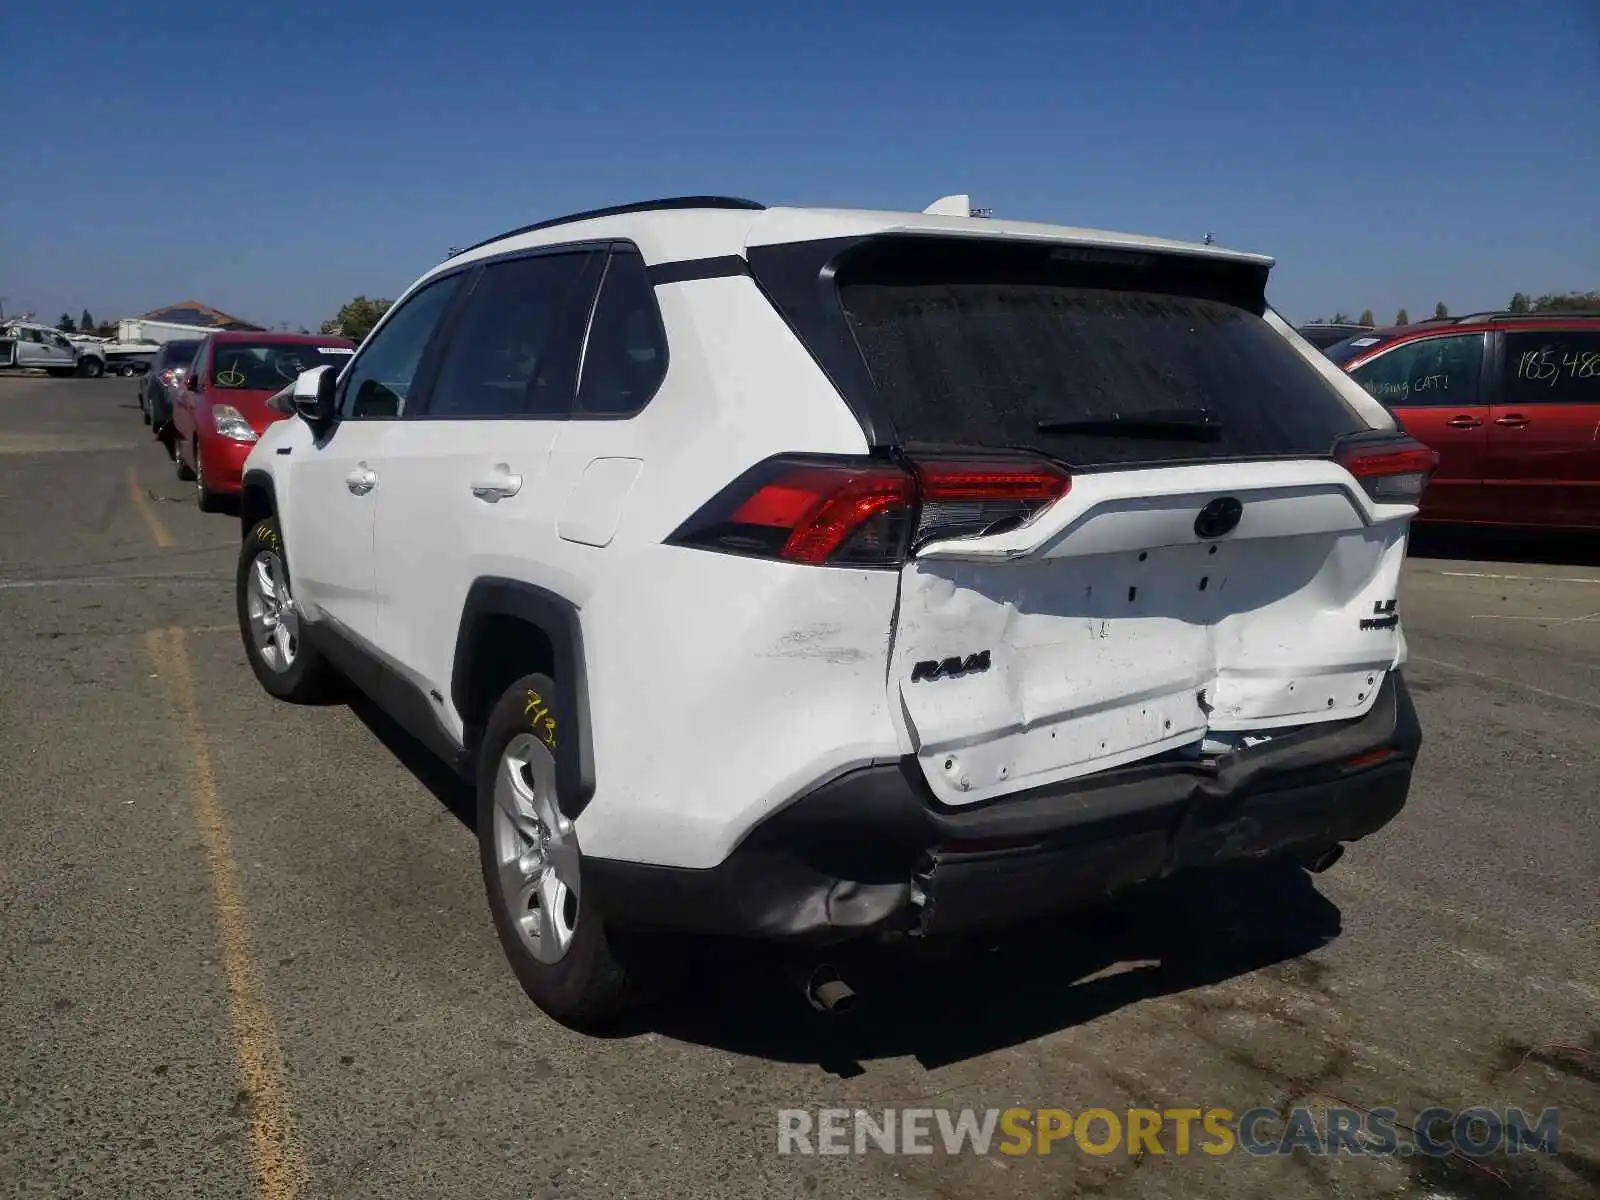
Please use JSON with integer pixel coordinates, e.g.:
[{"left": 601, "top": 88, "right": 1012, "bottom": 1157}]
[
  {"left": 239, "top": 469, "right": 279, "bottom": 542},
  {"left": 452, "top": 579, "right": 595, "bottom": 819}
]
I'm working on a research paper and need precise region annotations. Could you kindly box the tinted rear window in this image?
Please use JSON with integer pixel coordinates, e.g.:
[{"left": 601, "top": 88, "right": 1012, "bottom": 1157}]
[
  {"left": 162, "top": 341, "right": 200, "bottom": 364},
  {"left": 835, "top": 239, "right": 1364, "bottom": 468},
  {"left": 1502, "top": 328, "right": 1600, "bottom": 404}
]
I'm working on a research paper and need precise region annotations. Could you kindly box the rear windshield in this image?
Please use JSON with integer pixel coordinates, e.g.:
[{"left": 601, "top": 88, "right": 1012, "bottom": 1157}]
[
  {"left": 832, "top": 238, "right": 1365, "bottom": 468},
  {"left": 210, "top": 341, "right": 354, "bottom": 390},
  {"left": 161, "top": 341, "right": 200, "bottom": 364}
]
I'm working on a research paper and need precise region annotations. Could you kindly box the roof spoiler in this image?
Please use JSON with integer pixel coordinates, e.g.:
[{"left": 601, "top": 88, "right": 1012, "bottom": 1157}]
[{"left": 923, "top": 194, "right": 990, "bottom": 217}]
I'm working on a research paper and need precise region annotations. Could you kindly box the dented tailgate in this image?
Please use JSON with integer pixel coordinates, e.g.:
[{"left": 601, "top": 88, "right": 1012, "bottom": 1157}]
[{"left": 888, "top": 461, "right": 1411, "bottom": 807}]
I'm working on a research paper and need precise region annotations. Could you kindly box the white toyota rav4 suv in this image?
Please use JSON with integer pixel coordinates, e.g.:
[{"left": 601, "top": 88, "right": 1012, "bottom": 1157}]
[{"left": 236, "top": 196, "right": 1429, "bottom": 1026}]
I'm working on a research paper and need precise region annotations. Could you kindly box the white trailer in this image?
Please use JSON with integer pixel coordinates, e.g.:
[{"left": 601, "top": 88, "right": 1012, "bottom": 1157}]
[{"left": 116, "top": 317, "right": 227, "bottom": 345}]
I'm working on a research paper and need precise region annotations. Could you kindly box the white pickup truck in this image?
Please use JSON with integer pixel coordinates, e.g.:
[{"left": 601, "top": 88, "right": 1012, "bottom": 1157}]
[{"left": 0, "top": 321, "right": 107, "bottom": 377}]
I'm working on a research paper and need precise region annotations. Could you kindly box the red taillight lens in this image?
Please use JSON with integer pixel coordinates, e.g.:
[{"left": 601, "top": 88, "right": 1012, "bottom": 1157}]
[
  {"left": 1337, "top": 437, "right": 1439, "bottom": 505},
  {"left": 730, "top": 464, "right": 915, "bottom": 564},
  {"left": 669, "top": 454, "right": 1070, "bottom": 567}
]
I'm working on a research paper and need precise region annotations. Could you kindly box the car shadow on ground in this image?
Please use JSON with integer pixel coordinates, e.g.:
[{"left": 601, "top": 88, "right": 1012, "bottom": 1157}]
[
  {"left": 1409, "top": 525, "right": 1600, "bottom": 568},
  {"left": 344, "top": 693, "right": 1344, "bottom": 1075},
  {"left": 617, "top": 861, "right": 1341, "bottom": 1075},
  {"left": 346, "top": 691, "right": 477, "bottom": 828}
]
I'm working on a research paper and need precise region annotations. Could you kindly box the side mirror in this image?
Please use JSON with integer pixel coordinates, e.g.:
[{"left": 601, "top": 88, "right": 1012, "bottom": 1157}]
[{"left": 290, "top": 365, "right": 339, "bottom": 428}]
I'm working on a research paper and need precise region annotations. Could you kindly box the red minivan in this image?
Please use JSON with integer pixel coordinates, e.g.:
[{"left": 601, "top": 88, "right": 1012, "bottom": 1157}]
[
  {"left": 172, "top": 331, "right": 358, "bottom": 510},
  {"left": 1327, "top": 314, "right": 1600, "bottom": 531}
]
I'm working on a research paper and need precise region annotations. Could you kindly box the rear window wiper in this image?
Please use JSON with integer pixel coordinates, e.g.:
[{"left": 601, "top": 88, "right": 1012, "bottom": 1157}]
[{"left": 1036, "top": 408, "right": 1224, "bottom": 440}]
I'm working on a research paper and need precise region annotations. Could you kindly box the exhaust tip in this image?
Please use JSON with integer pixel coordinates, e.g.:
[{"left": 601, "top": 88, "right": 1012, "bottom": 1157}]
[
  {"left": 800, "top": 964, "right": 857, "bottom": 1014},
  {"left": 1306, "top": 845, "right": 1345, "bottom": 874}
]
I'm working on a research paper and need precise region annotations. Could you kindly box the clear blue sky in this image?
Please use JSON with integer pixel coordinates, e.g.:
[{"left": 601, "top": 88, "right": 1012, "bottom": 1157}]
[{"left": 3, "top": 0, "right": 1596, "bottom": 332}]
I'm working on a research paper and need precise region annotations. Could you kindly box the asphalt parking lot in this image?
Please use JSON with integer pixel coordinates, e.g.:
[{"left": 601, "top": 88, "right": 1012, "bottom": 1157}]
[{"left": 1, "top": 373, "right": 1595, "bottom": 1200}]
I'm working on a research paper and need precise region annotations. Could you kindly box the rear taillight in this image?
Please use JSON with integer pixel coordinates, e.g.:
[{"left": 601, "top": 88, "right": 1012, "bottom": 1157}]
[
  {"left": 912, "top": 460, "right": 1070, "bottom": 546},
  {"left": 668, "top": 454, "right": 1070, "bottom": 566},
  {"left": 1337, "top": 437, "right": 1438, "bottom": 506},
  {"left": 160, "top": 367, "right": 183, "bottom": 388}
]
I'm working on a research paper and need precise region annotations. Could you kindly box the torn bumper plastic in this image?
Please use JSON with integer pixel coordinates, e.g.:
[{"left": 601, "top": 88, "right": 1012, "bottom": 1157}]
[{"left": 584, "top": 673, "right": 1420, "bottom": 944}]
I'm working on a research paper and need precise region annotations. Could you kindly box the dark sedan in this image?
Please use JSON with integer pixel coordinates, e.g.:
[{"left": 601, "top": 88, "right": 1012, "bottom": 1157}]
[
  {"left": 137, "top": 339, "right": 203, "bottom": 438},
  {"left": 1297, "top": 322, "right": 1374, "bottom": 350}
]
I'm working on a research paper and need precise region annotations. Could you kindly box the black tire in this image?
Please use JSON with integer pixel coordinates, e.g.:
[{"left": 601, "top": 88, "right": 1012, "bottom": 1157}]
[
  {"left": 138, "top": 388, "right": 150, "bottom": 425},
  {"left": 477, "top": 674, "right": 638, "bottom": 1028},
  {"left": 236, "top": 517, "right": 339, "bottom": 702},
  {"left": 194, "top": 440, "right": 224, "bottom": 512},
  {"left": 77, "top": 357, "right": 104, "bottom": 379}
]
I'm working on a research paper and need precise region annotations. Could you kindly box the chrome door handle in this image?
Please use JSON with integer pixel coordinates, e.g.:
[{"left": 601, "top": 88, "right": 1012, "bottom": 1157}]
[
  {"left": 470, "top": 469, "right": 522, "bottom": 502},
  {"left": 345, "top": 465, "right": 377, "bottom": 495},
  {"left": 1494, "top": 414, "right": 1529, "bottom": 428},
  {"left": 1444, "top": 415, "right": 1482, "bottom": 428}
]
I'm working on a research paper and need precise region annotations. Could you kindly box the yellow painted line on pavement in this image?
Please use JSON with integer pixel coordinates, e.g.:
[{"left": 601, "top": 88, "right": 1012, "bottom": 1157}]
[
  {"left": 144, "top": 626, "right": 306, "bottom": 1200},
  {"left": 128, "top": 465, "right": 174, "bottom": 548}
]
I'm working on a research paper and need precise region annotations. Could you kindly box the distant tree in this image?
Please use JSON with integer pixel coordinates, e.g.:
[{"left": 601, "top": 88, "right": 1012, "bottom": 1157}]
[
  {"left": 80, "top": 309, "right": 94, "bottom": 331},
  {"left": 1358, "top": 309, "right": 1374, "bottom": 326},
  {"left": 56, "top": 313, "right": 77, "bottom": 333},
  {"left": 1433, "top": 301, "right": 1449, "bottom": 319},
  {"left": 1531, "top": 291, "right": 1600, "bottom": 313},
  {"left": 93, "top": 322, "right": 117, "bottom": 338},
  {"left": 1508, "top": 292, "right": 1530, "bottom": 313},
  {"left": 1395, "top": 308, "right": 1410, "bottom": 325},
  {"left": 1330, "top": 311, "right": 1354, "bottom": 324},
  {"left": 321, "top": 296, "right": 391, "bottom": 343},
  {"left": 296, "top": 327, "right": 310, "bottom": 335}
]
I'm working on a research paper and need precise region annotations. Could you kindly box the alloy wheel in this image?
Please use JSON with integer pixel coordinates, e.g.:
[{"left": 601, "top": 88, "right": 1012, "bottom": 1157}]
[
  {"left": 491, "top": 734, "right": 580, "bottom": 964},
  {"left": 244, "top": 549, "right": 298, "bottom": 672}
]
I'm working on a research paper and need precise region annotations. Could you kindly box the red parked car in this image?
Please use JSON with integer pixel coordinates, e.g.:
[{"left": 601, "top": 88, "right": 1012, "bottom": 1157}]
[
  {"left": 1326, "top": 313, "right": 1600, "bottom": 531},
  {"left": 172, "top": 332, "right": 357, "bottom": 510}
]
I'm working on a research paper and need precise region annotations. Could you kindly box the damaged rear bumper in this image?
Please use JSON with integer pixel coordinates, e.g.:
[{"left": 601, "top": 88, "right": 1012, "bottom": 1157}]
[{"left": 585, "top": 673, "right": 1421, "bottom": 944}]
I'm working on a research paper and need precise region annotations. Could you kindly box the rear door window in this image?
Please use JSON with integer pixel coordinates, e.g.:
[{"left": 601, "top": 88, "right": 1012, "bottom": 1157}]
[
  {"left": 1501, "top": 330, "right": 1600, "bottom": 404},
  {"left": 1347, "top": 335, "right": 1485, "bottom": 407},
  {"left": 425, "top": 251, "right": 598, "bottom": 419},
  {"left": 833, "top": 238, "right": 1365, "bottom": 468}
]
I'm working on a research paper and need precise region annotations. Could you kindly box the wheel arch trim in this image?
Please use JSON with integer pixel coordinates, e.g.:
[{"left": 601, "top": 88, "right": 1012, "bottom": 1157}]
[
  {"left": 239, "top": 469, "right": 278, "bottom": 537},
  {"left": 452, "top": 578, "right": 596, "bottom": 820}
]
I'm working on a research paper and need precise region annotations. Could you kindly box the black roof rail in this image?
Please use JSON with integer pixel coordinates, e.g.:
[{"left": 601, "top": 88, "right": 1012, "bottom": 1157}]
[
  {"left": 1454, "top": 310, "right": 1600, "bottom": 324},
  {"left": 453, "top": 196, "right": 765, "bottom": 257}
]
